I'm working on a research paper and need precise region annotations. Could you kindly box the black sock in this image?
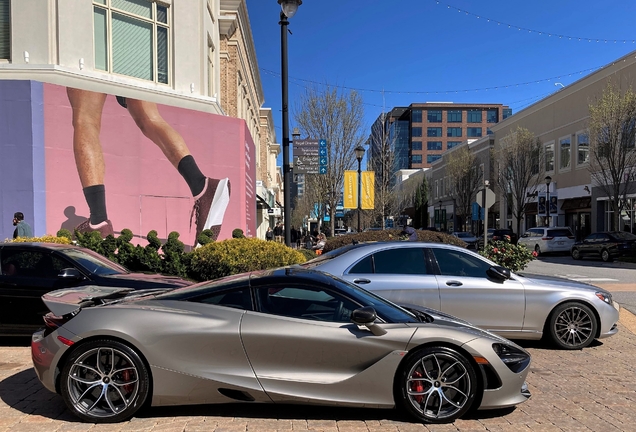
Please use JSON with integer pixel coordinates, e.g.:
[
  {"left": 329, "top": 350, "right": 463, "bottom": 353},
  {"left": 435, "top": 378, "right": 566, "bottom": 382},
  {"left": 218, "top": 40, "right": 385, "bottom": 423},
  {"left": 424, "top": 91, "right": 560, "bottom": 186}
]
[
  {"left": 178, "top": 155, "right": 206, "bottom": 197},
  {"left": 83, "top": 185, "right": 108, "bottom": 225}
]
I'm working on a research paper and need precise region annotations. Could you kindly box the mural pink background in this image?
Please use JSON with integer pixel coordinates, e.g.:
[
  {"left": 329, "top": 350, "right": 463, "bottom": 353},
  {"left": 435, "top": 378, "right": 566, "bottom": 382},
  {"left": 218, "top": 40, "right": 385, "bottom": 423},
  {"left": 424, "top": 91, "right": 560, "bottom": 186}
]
[{"left": 42, "top": 83, "right": 255, "bottom": 246}]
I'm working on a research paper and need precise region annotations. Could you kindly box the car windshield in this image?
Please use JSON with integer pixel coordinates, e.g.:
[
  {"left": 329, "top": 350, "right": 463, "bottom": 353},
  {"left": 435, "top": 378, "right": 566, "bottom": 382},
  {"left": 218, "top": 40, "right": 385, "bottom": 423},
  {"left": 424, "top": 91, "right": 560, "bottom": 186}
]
[
  {"left": 455, "top": 232, "right": 472, "bottom": 238},
  {"left": 61, "top": 248, "right": 129, "bottom": 276}
]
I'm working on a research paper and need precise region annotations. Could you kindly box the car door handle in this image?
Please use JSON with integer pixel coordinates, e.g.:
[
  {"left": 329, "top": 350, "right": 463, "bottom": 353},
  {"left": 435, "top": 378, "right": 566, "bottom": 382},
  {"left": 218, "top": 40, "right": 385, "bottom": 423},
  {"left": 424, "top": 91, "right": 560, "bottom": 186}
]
[
  {"left": 353, "top": 278, "right": 371, "bottom": 284},
  {"left": 446, "top": 280, "right": 463, "bottom": 287}
]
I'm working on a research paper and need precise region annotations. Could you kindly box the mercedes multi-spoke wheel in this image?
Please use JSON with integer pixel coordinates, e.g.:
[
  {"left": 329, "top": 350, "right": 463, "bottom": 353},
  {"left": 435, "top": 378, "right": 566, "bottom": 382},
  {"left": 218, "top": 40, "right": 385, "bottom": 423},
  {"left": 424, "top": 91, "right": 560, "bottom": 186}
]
[
  {"left": 60, "top": 340, "right": 149, "bottom": 423},
  {"left": 601, "top": 249, "right": 611, "bottom": 262},
  {"left": 395, "top": 346, "right": 477, "bottom": 423},
  {"left": 571, "top": 248, "right": 581, "bottom": 260},
  {"left": 548, "top": 302, "right": 598, "bottom": 350}
]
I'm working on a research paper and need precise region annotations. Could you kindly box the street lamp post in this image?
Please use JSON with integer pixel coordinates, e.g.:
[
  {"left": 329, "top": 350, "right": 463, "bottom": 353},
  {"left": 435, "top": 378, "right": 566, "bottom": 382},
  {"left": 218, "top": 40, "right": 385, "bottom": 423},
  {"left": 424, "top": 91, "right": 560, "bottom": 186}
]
[
  {"left": 355, "top": 145, "right": 365, "bottom": 232},
  {"left": 545, "top": 175, "right": 552, "bottom": 227},
  {"left": 278, "top": 0, "right": 302, "bottom": 246},
  {"left": 438, "top": 200, "right": 442, "bottom": 231}
]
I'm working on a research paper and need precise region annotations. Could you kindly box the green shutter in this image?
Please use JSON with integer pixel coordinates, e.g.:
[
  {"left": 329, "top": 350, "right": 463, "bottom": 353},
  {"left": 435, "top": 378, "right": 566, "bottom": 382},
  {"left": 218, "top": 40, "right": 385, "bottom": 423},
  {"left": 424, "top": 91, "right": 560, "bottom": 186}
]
[
  {"left": 0, "top": 0, "right": 10, "bottom": 59},
  {"left": 112, "top": 12, "right": 153, "bottom": 81}
]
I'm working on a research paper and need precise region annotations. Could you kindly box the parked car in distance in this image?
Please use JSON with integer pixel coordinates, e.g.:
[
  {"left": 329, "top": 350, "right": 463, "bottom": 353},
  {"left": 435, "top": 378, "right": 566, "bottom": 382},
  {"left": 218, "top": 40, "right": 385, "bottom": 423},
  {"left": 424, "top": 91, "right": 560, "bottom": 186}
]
[
  {"left": 451, "top": 232, "right": 479, "bottom": 249},
  {"left": 33, "top": 267, "right": 531, "bottom": 424},
  {"left": 302, "top": 242, "right": 620, "bottom": 350},
  {"left": 517, "top": 227, "right": 575, "bottom": 255},
  {"left": 0, "top": 242, "right": 191, "bottom": 336},
  {"left": 334, "top": 228, "right": 353, "bottom": 236},
  {"left": 571, "top": 231, "right": 636, "bottom": 262},
  {"left": 477, "top": 228, "right": 516, "bottom": 248}
]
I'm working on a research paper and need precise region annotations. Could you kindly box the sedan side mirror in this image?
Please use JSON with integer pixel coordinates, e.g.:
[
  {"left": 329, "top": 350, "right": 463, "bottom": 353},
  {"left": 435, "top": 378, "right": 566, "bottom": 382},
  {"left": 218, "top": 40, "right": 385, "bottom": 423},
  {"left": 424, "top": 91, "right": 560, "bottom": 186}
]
[
  {"left": 487, "top": 265, "right": 511, "bottom": 282},
  {"left": 351, "top": 306, "right": 386, "bottom": 336},
  {"left": 58, "top": 268, "right": 85, "bottom": 280}
]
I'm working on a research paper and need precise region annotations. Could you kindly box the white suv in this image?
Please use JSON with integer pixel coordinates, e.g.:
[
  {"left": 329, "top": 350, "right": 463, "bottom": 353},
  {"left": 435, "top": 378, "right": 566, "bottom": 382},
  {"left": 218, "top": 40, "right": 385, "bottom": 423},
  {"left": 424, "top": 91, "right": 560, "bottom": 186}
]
[{"left": 517, "top": 227, "right": 575, "bottom": 255}]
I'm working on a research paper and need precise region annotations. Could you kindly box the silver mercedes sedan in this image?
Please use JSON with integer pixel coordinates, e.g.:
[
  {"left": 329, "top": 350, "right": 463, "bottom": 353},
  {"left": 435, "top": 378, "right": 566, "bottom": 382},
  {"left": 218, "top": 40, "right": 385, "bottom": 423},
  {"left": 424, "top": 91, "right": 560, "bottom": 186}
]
[
  {"left": 302, "top": 242, "right": 620, "bottom": 350},
  {"left": 32, "top": 267, "right": 530, "bottom": 424}
]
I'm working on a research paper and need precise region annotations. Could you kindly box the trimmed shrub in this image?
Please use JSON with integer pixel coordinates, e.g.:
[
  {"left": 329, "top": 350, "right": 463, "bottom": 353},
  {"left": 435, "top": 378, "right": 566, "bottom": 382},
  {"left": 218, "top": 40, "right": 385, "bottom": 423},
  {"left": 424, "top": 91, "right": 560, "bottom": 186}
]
[
  {"left": 479, "top": 239, "right": 536, "bottom": 272},
  {"left": 8, "top": 235, "right": 72, "bottom": 244},
  {"left": 322, "top": 229, "right": 466, "bottom": 253},
  {"left": 56, "top": 229, "right": 73, "bottom": 240},
  {"left": 298, "top": 248, "right": 317, "bottom": 261},
  {"left": 232, "top": 228, "right": 245, "bottom": 238},
  {"left": 189, "top": 237, "right": 306, "bottom": 281}
]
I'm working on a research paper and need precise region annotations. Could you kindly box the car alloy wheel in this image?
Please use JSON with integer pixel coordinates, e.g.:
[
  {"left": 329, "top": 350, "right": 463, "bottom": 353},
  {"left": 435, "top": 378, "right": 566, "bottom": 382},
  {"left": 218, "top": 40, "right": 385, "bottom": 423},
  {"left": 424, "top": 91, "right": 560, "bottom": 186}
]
[
  {"left": 548, "top": 302, "right": 598, "bottom": 350},
  {"left": 571, "top": 248, "right": 581, "bottom": 260},
  {"left": 60, "top": 340, "right": 150, "bottom": 423},
  {"left": 396, "top": 346, "right": 476, "bottom": 423},
  {"left": 601, "top": 249, "right": 611, "bottom": 262}
]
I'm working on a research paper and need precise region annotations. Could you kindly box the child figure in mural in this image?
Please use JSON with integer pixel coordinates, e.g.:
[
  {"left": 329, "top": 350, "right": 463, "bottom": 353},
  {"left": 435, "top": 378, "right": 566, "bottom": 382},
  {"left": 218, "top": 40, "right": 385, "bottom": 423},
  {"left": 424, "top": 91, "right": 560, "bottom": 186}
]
[{"left": 66, "top": 88, "right": 230, "bottom": 244}]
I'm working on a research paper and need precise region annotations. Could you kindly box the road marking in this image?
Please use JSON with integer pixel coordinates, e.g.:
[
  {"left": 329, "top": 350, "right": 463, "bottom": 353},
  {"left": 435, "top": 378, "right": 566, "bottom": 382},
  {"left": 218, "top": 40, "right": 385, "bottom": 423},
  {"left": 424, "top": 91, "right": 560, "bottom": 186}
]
[{"left": 555, "top": 273, "right": 619, "bottom": 282}]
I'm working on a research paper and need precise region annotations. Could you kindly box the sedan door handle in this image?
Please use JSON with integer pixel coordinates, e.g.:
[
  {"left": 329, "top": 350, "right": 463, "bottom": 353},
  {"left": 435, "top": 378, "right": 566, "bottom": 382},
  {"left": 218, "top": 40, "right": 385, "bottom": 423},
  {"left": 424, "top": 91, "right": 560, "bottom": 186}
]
[
  {"left": 353, "top": 278, "right": 371, "bottom": 284},
  {"left": 445, "top": 280, "right": 463, "bottom": 287}
]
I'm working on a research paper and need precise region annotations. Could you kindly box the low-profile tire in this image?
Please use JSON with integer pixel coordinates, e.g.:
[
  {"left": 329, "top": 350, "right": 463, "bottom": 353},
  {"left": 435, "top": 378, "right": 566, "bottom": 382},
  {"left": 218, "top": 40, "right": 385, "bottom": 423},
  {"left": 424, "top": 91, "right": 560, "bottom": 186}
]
[
  {"left": 395, "top": 346, "right": 477, "bottom": 424},
  {"left": 601, "top": 249, "right": 612, "bottom": 262},
  {"left": 60, "top": 339, "right": 150, "bottom": 423},
  {"left": 571, "top": 248, "right": 581, "bottom": 260},
  {"left": 547, "top": 302, "right": 598, "bottom": 350},
  {"left": 534, "top": 245, "right": 541, "bottom": 256}
]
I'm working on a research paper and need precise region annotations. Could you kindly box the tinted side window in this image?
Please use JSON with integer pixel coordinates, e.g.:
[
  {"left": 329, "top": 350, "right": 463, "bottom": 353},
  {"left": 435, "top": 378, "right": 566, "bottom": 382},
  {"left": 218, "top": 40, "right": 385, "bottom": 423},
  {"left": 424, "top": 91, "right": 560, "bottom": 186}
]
[
  {"left": 431, "top": 248, "right": 491, "bottom": 278},
  {"left": 548, "top": 229, "right": 572, "bottom": 237},
  {"left": 349, "top": 255, "right": 373, "bottom": 274},
  {"left": 193, "top": 288, "right": 252, "bottom": 310},
  {"left": 255, "top": 285, "right": 359, "bottom": 323},
  {"left": 373, "top": 248, "right": 427, "bottom": 275},
  {"left": 0, "top": 249, "right": 58, "bottom": 278}
]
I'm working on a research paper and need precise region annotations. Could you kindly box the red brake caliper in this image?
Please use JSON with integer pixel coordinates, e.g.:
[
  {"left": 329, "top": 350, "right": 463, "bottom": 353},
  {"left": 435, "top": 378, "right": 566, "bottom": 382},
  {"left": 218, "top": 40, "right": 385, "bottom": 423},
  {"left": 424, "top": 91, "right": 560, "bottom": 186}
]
[{"left": 411, "top": 370, "right": 424, "bottom": 403}]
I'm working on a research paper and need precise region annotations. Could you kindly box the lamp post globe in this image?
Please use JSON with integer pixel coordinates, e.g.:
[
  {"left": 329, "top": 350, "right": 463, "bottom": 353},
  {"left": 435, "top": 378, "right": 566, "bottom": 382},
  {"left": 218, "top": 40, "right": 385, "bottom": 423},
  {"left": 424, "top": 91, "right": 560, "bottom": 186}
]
[{"left": 278, "top": 0, "right": 302, "bottom": 246}]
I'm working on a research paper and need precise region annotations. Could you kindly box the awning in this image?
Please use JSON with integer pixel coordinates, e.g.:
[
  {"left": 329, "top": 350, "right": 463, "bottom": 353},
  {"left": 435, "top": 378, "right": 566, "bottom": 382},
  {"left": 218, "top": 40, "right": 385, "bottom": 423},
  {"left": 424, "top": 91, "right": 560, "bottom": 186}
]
[
  {"left": 524, "top": 202, "right": 537, "bottom": 214},
  {"left": 561, "top": 197, "right": 592, "bottom": 211},
  {"left": 256, "top": 194, "right": 271, "bottom": 209}
]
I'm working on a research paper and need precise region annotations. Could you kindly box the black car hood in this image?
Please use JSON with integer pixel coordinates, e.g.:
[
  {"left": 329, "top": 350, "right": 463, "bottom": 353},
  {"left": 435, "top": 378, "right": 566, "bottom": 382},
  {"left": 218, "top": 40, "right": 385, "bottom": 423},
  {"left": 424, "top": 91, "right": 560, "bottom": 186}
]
[{"left": 100, "top": 273, "right": 192, "bottom": 287}]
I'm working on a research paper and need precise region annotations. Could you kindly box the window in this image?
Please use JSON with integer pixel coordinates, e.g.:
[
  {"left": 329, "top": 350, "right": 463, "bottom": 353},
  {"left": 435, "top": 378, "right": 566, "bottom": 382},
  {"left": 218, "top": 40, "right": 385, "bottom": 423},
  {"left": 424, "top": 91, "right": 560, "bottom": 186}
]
[
  {"left": 412, "top": 109, "right": 422, "bottom": 123},
  {"left": 427, "top": 141, "right": 442, "bottom": 150},
  {"left": 531, "top": 147, "right": 540, "bottom": 175},
  {"left": 195, "top": 288, "right": 252, "bottom": 310},
  {"left": 207, "top": 39, "right": 215, "bottom": 97},
  {"left": 427, "top": 110, "right": 442, "bottom": 122},
  {"left": 255, "top": 285, "right": 359, "bottom": 323},
  {"left": 560, "top": 137, "right": 571, "bottom": 169},
  {"left": 412, "top": 141, "right": 422, "bottom": 150},
  {"left": 1, "top": 250, "right": 68, "bottom": 279},
  {"left": 427, "top": 154, "right": 441, "bottom": 164},
  {"left": 467, "top": 109, "right": 482, "bottom": 123},
  {"left": 412, "top": 127, "right": 422, "bottom": 137},
  {"left": 486, "top": 109, "right": 498, "bottom": 123},
  {"left": 503, "top": 108, "right": 512, "bottom": 119},
  {"left": 93, "top": 0, "right": 170, "bottom": 84},
  {"left": 447, "top": 110, "right": 462, "bottom": 122},
  {"left": 447, "top": 141, "right": 461, "bottom": 149},
  {"left": 467, "top": 127, "right": 482, "bottom": 137},
  {"left": 427, "top": 127, "right": 442, "bottom": 137},
  {"left": 545, "top": 142, "right": 554, "bottom": 171},
  {"left": 372, "top": 248, "right": 428, "bottom": 275},
  {"left": 431, "top": 248, "right": 491, "bottom": 278},
  {"left": 577, "top": 133, "right": 589, "bottom": 165},
  {"left": 0, "top": 0, "right": 9, "bottom": 59},
  {"left": 411, "top": 154, "right": 422, "bottom": 164},
  {"left": 447, "top": 127, "right": 462, "bottom": 137}
]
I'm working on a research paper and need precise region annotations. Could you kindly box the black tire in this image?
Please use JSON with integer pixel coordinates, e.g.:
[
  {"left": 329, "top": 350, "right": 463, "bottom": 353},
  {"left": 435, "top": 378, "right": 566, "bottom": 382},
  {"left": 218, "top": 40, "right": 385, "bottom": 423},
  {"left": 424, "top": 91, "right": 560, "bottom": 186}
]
[
  {"left": 601, "top": 249, "right": 612, "bottom": 262},
  {"left": 395, "top": 346, "right": 477, "bottom": 423},
  {"left": 60, "top": 339, "right": 150, "bottom": 423},
  {"left": 534, "top": 245, "right": 541, "bottom": 256},
  {"left": 547, "top": 302, "right": 598, "bottom": 350},
  {"left": 571, "top": 248, "right": 581, "bottom": 260}
]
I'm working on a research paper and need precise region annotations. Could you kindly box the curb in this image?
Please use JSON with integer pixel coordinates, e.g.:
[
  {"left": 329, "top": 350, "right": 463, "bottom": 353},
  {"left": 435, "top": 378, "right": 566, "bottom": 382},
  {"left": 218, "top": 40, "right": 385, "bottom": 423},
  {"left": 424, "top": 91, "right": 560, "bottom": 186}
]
[{"left": 619, "top": 306, "right": 636, "bottom": 334}]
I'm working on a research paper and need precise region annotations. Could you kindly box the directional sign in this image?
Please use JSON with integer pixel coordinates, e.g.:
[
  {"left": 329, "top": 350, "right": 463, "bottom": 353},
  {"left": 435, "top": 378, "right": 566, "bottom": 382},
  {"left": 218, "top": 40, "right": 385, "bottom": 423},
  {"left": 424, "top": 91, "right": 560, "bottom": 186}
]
[
  {"left": 294, "top": 146, "right": 319, "bottom": 156},
  {"left": 319, "top": 139, "right": 327, "bottom": 147},
  {"left": 319, "top": 157, "right": 327, "bottom": 165},
  {"left": 319, "top": 166, "right": 327, "bottom": 174},
  {"left": 319, "top": 148, "right": 327, "bottom": 156}
]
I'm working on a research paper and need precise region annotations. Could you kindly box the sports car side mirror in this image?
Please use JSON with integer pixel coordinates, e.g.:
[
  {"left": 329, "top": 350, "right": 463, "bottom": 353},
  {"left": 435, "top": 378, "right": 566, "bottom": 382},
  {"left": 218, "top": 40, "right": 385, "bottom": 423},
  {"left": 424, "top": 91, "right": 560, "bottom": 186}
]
[
  {"left": 351, "top": 306, "right": 386, "bottom": 336},
  {"left": 487, "top": 266, "right": 511, "bottom": 282}
]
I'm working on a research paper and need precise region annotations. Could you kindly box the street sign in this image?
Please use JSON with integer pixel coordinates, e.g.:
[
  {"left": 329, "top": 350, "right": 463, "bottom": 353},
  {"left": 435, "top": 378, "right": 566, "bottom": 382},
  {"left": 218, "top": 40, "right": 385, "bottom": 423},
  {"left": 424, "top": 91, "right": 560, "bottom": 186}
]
[
  {"left": 476, "top": 188, "right": 496, "bottom": 208},
  {"left": 319, "top": 166, "right": 327, "bottom": 174},
  {"left": 293, "top": 138, "right": 327, "bottom": 174}
]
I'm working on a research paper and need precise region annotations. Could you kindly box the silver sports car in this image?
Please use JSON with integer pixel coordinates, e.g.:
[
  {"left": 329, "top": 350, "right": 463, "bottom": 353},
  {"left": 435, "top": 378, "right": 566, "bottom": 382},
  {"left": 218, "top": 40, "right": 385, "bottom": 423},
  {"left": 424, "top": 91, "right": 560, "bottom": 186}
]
[
  {"left": 32, "top": 267, "right": 531, "bottom": 424},
  {"left": 302, "top": 242, "right": 620, "bottom": 350}
]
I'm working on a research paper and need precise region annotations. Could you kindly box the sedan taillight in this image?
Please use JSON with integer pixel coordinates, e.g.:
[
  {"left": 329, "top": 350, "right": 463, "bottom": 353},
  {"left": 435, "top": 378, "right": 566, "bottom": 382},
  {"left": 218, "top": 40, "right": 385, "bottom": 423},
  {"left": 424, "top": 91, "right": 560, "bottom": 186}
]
[
  {"left": 542, "top": 237, "right": 553, "bottom": 241},
  {"left": 43, "top": 311, "right": 77, "bottom": 330}
]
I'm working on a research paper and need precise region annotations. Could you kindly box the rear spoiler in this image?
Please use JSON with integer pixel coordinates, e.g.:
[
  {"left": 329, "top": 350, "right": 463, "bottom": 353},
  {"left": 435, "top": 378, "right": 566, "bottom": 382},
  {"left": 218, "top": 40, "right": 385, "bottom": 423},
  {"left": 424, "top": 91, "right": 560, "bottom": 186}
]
[{"left": 42, "top": 286, "right": 134, "bottom": 316}]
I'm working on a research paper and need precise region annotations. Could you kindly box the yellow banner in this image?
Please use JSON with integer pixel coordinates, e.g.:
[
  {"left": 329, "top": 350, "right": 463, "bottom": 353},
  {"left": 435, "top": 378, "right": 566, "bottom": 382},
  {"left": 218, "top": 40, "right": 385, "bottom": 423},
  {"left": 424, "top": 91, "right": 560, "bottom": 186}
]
[
  {"left": 361, "top": 171, "right": 375, "bottom": 209},
  {"left": 343, "top": 170, "right": 357, "bottom": 209}
]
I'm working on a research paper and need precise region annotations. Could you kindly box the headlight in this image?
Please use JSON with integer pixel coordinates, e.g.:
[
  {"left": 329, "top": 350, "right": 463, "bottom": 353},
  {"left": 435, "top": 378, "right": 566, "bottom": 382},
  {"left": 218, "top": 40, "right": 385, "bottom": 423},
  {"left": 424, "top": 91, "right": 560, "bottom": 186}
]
[
  {"left": 492, "top": 343, "right": 531, "bottom": 373},
  {"left": 595, "top": 292, "right": 613, "bottom": 305}
]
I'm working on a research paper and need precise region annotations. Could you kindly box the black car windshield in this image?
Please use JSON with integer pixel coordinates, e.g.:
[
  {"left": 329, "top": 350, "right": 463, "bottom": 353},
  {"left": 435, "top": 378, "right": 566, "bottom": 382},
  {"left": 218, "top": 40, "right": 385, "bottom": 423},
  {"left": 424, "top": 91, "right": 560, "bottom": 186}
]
[{"left": 62, "top": 248, "right": 129, "bottom": 276}]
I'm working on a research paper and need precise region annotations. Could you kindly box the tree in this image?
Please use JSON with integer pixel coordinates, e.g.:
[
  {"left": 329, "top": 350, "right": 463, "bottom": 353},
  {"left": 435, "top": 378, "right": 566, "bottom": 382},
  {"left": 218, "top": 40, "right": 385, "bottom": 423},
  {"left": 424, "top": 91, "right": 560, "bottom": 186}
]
[
  {"left": 294, "top": 85, "right": 367, "bottom": 236},
  {"left": 412, "top": 176, "right": 429, "bottom": 229},
  {"left": 588, "top": 82, "right": 636, "bottom": 231},
  {"left": 494, "top": 126, "right": 543, "bottom": 235},
  {"left": 367, "top": 112, "right": 398, "bottom": 228},
  {"left": 447, "top": 145, "right": 483, "bottom": 232}
]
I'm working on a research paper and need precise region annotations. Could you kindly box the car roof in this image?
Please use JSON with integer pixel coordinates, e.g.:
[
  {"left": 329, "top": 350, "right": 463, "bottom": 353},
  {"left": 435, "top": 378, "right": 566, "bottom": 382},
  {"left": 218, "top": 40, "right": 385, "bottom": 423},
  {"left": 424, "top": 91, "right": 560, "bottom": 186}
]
[{"left": 0, "top": 242, "right": 79, "bottom": 250}]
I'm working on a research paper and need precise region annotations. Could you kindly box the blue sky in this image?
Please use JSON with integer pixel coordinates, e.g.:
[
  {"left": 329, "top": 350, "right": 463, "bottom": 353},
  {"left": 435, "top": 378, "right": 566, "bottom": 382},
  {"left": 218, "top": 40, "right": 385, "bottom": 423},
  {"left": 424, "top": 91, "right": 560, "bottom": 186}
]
[{"left": 246, "top": 0, "right": 636, "bottom": 145}]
